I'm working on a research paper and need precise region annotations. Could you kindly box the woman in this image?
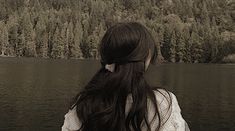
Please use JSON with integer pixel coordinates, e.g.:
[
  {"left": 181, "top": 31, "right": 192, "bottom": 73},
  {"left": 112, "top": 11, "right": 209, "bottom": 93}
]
[{"left": 62, "top": 22, "right": 190, "bottom": 131}]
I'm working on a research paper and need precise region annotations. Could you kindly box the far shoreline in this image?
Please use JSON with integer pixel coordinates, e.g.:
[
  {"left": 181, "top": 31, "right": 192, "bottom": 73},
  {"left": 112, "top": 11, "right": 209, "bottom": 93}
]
[{"left": 1, "top": 55, "right": 235, "bottom": 64}]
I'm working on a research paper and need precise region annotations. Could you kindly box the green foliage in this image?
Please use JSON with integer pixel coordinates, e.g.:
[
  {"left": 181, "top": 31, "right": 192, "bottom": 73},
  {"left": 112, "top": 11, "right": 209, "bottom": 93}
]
[
  {"left": 21, "top": 7, "right": 37, "bottom": 57},
  {"left": 170, "top": 31, "right": 177, "bottom": 62},
  {"left": 176, "top": 31, "right": 186, "bottom": 63},
  {"left": 72, "top": 21, "right": 83, "bottom": 59},
  {"left": 161, "top": 24, "right": 173, "bottom": 61},
  {"left": 0, "top": 0, "right": 234, "bottom": 63},
  {"left": 7, "top": 21, "right": 18, "bottom": 56},
  {"left": 190, "top": 29, "right": 203, "bottom": 63},
  {"left": 17, "top": 30, "right": 25, "bottom": 57},
  {"left": 51, "top": 27, "right": 64, "bottom": 59},
  {"left": 0, "top": 22, "right": 9, "bottom": 56},
  {"left": 35, "top": 15, "right": 48, "bottom": 58}
]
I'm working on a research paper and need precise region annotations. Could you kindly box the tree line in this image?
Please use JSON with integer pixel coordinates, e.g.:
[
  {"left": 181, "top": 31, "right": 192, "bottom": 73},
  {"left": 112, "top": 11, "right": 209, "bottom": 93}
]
[{"left": 0, "top": 0, "right": 234, "bottom": 63}]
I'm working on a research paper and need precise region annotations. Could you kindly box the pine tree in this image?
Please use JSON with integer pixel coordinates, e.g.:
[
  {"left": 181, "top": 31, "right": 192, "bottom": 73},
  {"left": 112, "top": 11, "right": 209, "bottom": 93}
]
[
  {"left": 81, "top": 17, "right": 93, "bottom": 58},
  {"left": 21, "top": 7, "right": 37, "bottom": 57},
  {"left": 35, "top": 15, "right": 48, "bottom": 58},
  {"left": 87, "top": 26, "right": 100, "bottom": 59},
  {"left": 47, "top": 11, "right": 57, "bottom": 57},
  {"left": 157, "top": 26, "right": 165, "bottom": 62},
  {"left": 182, "top": 26, "right": 191, "bottom": 62},
  {"left": 7, "top": 15, "right": 19, "bottom": 56},
  {"left": 169, "top": 31, "right": 176, "bottom": 62},
  {"left": 41, "top": 30, "right": 48, "bottom": 58},
  {"left": 200, "top": 1, "right": 210, "bottom": 28},
  {"left": 32, "top": 0, "right": 42, "bottom": 12},
  {"left": 0, "top": 3, "right": 8, "bottom": 20},
  {"left": 17, "top": 30, "right": 25, "bottom": 57},
  {"left": 201, "top": 26, "right": 213, "bottom": 62},
  {"left": 51, "top": 27, "right": 64, "bottom": 59},
  {"left": 89, "top": 0, "right": 105, "bottom": 33},
  {"left": 0, "top": 23, "right": 9, "bottom": 56},
  {"left": 96, "top": 23, "right": 106, "bottom": 59},
  {"left": 161, "top": 24, "right": 173, "bottom": 61},
  {"left": 149, "top": 22, "right": 165, "bottom": 62},
  {"left": 185, "top": 0, "right": 193, "bottom": 18},
  {"left": 7, "top": 24, "right": 18, "bottom": 56},
  {"left": 72, "top": 21, "right": 83, "bottom": 59},
  {"left": 190, "top": 29, "right": 203, "bottom": 63},
  {"left": 81, "top": 11, "right": 90, "bottom": 42},
  {"left": 62, "top": 22, "right": 69, "bottom": 59},
  {"left": 176, "top": 31, "right": 186, "bottom": 62},
  {"left": 210, "top": 24, "right": 220, "bottom": 61},
  {"left": 67, "top": 21, "right": 75, "bottom": 58}
]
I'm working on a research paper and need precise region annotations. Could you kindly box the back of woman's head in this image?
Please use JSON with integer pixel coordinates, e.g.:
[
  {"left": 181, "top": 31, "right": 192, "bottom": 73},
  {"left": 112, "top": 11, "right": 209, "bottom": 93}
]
[
  {"left": 100, "top": 22, "right": 157, "bottom": 69},
  {"left": 72, "top": 22, "right": 162, "bottom": 131}
]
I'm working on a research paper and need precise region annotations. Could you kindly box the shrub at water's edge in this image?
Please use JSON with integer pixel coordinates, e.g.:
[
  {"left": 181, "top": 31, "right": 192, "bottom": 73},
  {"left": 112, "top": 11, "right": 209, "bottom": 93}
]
[{"left": 222, "top": 54, "right": 235, "bottom": 63}]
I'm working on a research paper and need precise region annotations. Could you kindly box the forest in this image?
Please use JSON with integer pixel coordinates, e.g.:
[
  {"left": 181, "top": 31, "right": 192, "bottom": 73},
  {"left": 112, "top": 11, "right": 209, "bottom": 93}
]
[{"left": 0, "top": 0, "right": 234, "bottom": 63}]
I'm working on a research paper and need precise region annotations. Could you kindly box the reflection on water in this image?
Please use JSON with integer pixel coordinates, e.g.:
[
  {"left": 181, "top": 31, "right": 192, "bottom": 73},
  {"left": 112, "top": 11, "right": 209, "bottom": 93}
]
[{"left": 0, "top": 58, "right": 234, "bottom": 131}]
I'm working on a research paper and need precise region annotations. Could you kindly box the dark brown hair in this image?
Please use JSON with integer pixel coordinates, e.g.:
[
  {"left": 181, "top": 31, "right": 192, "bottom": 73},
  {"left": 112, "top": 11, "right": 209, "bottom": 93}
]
[{"left": 71, "top": 22, "right": 169, "bottom": 131}]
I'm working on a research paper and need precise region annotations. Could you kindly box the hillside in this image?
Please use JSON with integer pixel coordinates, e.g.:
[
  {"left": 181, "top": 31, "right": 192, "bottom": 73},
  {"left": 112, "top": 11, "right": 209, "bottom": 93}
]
[{"left": 0, "top": 0, "right": 234, "bottom": 63}]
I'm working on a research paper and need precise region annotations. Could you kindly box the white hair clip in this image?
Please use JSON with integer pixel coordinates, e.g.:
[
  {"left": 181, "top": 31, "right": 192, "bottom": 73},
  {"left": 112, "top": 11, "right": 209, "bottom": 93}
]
[{"left": 105, "top": 63, "right": 115, "bottom": 72}]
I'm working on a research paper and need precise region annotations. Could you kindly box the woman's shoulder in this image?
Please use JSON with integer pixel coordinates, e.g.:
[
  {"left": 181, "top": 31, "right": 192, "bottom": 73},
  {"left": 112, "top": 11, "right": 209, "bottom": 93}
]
[
  {"left": 153, "top": 89, "right": 181, "bottom": 113},
  {"left": 153, "top": 89, "right": 175, "bottom": 107},
  {"left": 61, "top": 107, "right": 81, "bottom": 131},
  {"left": 153, "top": 89, "right": 182, "bottom": 114},
  {"left": 152, "top": 89, "right": 189, "bottom": 130}
]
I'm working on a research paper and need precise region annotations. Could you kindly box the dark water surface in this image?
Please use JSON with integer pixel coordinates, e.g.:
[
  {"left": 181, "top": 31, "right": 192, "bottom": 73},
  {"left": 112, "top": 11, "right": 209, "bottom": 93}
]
[{"left": 0, "top": 57, "right": 234, "bottom": 131}]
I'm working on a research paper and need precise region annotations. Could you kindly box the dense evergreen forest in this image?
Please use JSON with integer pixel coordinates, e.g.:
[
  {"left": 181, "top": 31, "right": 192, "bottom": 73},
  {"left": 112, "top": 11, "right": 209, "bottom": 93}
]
[{"left": 0, "top": 0, "right": 234, "bottom": 63}]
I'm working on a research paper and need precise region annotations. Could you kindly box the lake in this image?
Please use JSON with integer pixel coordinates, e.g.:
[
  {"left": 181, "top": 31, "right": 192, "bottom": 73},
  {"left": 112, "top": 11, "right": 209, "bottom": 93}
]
[{"left": 0, "top": 57, "right": 234, "bottom": 131}]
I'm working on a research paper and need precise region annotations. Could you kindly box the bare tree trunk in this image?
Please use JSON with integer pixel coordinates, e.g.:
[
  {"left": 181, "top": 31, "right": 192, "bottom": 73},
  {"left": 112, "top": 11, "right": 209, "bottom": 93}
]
[{"left": 156, "top": 43, "right": 165, "bottom": 63}]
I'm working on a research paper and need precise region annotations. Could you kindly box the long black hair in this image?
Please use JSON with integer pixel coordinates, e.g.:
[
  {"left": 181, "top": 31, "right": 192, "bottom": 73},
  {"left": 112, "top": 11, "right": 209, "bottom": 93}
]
[{"left": 71, "top": 22, "right": 170, "bottom": 131}]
